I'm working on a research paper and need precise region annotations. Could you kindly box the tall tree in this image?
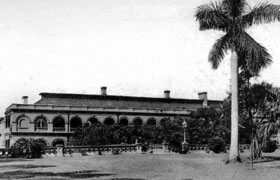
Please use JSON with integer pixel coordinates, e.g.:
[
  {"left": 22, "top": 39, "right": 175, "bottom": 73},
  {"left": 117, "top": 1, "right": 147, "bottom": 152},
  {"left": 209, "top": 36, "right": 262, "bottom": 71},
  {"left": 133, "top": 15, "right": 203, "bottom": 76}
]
[{"left": 195, "top": 0, "right": 280, "bottom": 162}]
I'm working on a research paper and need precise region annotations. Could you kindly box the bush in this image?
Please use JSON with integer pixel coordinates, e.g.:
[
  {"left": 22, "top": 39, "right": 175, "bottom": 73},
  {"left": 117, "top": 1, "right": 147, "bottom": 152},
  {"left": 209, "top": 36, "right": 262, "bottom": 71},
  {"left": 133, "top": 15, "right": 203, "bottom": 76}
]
[
  {"left": 29, "top": 143, "right": 43, "bottom": 158},
  {"left": 208, "top": 137, "right": 226, "bottom": 153},
  {"left": 10, "top": 139, "right": 44, "bottom": 158},
  {"left": 10, "top": 147, "right": 27, "bottom": 158},
  {"left": 262, "top": 140, "right": 278, "bottom": 153}
]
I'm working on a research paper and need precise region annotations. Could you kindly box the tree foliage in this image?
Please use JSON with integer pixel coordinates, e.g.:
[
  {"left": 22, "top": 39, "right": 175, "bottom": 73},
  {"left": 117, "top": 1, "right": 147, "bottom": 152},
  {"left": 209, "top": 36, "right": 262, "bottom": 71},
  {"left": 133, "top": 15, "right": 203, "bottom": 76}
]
[
  {"left": 187, "top": 106, "right": 230, "bottom": 144},
  {"left": 195, "top": 0, "right": 279, "bottom": 75},
  {"left": 195, "top": 0, "right": 280, "bottom": 162},
  {"left": 69, "top": 107, "right": 231, "bottom": 152},
  {"left": 235, "top": 72, "right": 280, "bottom": 159},
  {"left": 10, "top": 138, "right": 45, "bottom": 158},
  {"left": 69, "top": 119, "right": 184, "bottom": 149}
]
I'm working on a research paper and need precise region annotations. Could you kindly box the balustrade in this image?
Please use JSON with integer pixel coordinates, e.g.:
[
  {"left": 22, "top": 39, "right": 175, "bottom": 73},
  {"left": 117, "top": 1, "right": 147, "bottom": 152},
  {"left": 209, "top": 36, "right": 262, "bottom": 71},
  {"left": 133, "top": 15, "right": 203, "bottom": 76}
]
[
  {"left": 34, "top": 127, "right": 48, "bottom": 132},
  {"left": 42, "top": 144, "right": 139, "bottom": 157},
  {"left": 70, "top": 128, "right": 78, "bottom": 132},
  {"left": 53, "top": 127, "right": 66, "bottom": 132}
]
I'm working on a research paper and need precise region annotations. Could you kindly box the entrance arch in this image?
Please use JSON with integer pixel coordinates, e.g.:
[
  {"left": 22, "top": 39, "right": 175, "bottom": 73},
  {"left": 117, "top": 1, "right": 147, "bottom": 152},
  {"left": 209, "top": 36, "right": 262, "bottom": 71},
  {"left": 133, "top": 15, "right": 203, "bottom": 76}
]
[
  {"left": 104, "top": 117, "right": 115, "bottom": 126},
  {"left": 52, "top": 139, "right": 65, "bottom": 147},
  {"left": 35, "top": 138, "right": 49, "bottom": 147}
]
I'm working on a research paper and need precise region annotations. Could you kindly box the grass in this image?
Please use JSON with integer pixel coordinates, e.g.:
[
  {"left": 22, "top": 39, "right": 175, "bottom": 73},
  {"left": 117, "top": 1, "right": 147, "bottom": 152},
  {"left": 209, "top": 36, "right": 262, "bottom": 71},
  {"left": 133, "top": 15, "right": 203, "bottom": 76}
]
[{"left": 1, "top": 150, "right": 280, "bottom": 179}]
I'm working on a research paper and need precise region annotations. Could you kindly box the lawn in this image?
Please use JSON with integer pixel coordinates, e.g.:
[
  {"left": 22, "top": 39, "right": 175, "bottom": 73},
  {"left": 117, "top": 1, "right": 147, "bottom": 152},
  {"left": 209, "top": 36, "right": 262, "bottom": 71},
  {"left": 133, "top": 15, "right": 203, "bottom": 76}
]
[{"left": 1, "top": 151, "right": 280, "bottom": 180}]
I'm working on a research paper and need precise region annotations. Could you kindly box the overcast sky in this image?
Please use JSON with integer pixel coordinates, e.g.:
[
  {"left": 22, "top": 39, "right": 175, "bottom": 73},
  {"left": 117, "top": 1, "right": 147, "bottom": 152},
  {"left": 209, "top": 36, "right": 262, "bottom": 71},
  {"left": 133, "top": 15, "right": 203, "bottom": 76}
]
[{"left": 1, "top": 0, "right": 280, "bottom": 115}]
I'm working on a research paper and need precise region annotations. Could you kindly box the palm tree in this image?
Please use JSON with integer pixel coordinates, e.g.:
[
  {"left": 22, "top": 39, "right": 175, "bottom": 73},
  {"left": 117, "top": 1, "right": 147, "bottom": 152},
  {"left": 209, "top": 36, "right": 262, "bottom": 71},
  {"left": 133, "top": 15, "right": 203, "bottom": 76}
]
[{"left": 195, "top": 0, "right": 280, "bottom": 162}]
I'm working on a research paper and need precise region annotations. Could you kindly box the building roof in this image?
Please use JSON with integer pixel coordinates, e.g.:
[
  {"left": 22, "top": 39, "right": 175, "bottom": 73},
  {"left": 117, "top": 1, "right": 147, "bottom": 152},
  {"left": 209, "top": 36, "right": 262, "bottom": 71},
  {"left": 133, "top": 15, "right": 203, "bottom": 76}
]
[{"left": 33, "top": 92, "right": 222, "bottom": 111}]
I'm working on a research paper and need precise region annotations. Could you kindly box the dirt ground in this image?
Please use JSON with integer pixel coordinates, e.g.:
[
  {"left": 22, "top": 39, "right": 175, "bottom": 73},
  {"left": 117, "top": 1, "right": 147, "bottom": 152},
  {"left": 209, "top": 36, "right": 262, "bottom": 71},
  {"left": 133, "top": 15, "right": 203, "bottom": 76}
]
[{"left": 1, "top": 150, "right": 280, "bottom": 180}]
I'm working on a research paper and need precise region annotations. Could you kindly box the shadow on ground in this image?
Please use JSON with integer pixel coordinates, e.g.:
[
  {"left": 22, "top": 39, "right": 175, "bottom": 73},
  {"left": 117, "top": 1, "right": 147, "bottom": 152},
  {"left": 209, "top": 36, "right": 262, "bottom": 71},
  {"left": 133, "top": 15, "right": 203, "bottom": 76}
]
[
  {"left": 0, "top": 170, "right": 112, "bottom": 179},
  {"left": 0, "top": 158, "right": 33, "bottom": 163},
  {"left": 249, "top": 156, "right": 280, "bottom": 164},
  {"left": 0, "top": 164, "right": 56, "bottom": 169},
  {"left": 108, "top": 179, "right": 147, "bottom": 180}
]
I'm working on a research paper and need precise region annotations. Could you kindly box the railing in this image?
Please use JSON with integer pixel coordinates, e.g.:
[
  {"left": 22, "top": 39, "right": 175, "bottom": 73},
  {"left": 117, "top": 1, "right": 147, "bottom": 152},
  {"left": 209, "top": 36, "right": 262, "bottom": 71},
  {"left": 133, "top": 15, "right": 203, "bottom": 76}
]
[
  {"left": 63, "top": 144, "right": 138, "bottom": 154},
  {"left": 53, "top": 127, "right": 66, "bottom": 132},
  {"left": 148, "top": 144, "right": 165, "bottom": 153},
  {"left": 149, "top": 144, "right": 163, "bottom": 150},
  {"left": 7, "top": 104, "right": 191, "bottom": 116},
  {"left": 186, "top": 144, "right": 251, "bottom": 151},
  {"left": 166, "top": 144, "right": 251, "bottom": 153},
  {"left": 34, "top": 127, "right": 48, "bottom": 132},
  {"left": 168, "top": 145, "right": 181, "bottom": 153},
  {"left": 188, "top": 144, "right": 209, "bottom": 151},
  {"left": 41, "top": 144, "right": 139, "bottom": 157},
  {"left": 1, "top": 143, "right": 253, "bottom": 158},
  {"left": 41, "top": 147, "right": 57, "bottom": 156},
  {"left": 70, "top": 128, "right": 79, "bottom": 132}
]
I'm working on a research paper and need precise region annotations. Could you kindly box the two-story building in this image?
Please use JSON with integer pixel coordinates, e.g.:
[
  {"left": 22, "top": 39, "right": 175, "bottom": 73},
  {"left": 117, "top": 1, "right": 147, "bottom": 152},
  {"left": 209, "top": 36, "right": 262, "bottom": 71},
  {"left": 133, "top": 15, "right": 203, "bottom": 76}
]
[{"left": 0, "top": 87, "right": 222, "bottom": 148}]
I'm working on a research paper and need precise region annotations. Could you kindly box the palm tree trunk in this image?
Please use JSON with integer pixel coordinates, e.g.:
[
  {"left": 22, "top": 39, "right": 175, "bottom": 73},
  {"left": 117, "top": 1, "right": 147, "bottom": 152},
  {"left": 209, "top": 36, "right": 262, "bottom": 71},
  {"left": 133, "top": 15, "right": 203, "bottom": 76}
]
[{"left": 229, "top": 50, "right": 241, "bottom": 162}]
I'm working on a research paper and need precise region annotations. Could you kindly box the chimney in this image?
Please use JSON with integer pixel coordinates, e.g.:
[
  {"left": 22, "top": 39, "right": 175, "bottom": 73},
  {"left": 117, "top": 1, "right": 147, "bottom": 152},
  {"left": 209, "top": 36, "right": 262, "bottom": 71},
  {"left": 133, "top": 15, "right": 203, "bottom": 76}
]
[
  {"left": 22, "top": 96, "right": 28, "bottom": 104},
  {"left": 164, "top": 90, "right": 170, "bottom": 98},
  {"left": 101, "top": 87, "right": 107, "bottom": 95},
  {"left": 198, "top": 92, "right": 208, "bottom": 107}
]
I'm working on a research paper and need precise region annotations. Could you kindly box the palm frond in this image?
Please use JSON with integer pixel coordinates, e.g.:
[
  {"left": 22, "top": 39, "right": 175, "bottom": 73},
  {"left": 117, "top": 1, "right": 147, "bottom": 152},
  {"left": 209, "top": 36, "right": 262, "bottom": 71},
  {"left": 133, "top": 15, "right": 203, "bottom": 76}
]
[
  {"left": 195, "top": 1, "right": 231, "bottom": 31},
  {"left": 241, "top": 2, "right": 280, "bottom": 28},
  {"left": 208, "top": 33, "right": 231, "bottom": 69},
  {"left": 222, "top": 0, "right": 248, "bottom": 18},
  {"left": 236, "top": 32, "right": 272, "bottom": 75}
]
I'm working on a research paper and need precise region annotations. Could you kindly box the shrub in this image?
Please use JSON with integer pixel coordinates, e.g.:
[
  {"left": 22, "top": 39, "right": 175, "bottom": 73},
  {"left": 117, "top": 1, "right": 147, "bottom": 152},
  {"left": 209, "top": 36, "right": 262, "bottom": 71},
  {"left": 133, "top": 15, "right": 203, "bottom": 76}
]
[
  {"left": 208, "top": 137, "right": 226, "bottom": 153},
  {"left": 29, "top": 142, "right": 43, "bottom": 158},
  {"left": 262, "top": 140, "right": 278, "bottom": 153},
  {"left": 10, "top": 139, "right": 44, "bottom": 158},
  {"left": 10, "top": 147, "right": 27, "bottom": 158},
  {"left": 10, "top": 139, "right": 29, "bottom": 158}
]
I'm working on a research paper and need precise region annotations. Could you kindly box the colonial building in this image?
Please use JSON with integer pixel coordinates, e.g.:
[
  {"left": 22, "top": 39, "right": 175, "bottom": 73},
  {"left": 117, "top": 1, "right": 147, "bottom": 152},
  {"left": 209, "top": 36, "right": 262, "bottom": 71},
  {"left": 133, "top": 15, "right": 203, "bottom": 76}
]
[{"left": 0, "top": 87, "right": 222, "bottom": 148}]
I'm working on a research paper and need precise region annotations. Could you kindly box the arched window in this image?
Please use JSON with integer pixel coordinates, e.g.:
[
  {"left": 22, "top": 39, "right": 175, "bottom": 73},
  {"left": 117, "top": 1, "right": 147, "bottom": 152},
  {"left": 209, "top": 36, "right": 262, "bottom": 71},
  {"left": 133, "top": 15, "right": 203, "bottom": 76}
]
[
  {"left": 35, "top": 117, "right": 47, "bottom": 131},
  {"left": 119, "top": 117, "right": 129, "bottom": 126},
  {"left": 160, "top": 118, "right": 169, "bottom": 126},
  {"left": 53, "top": 116, "right": 65, "bottom": 132},
  {"left": 70, "top": 116, "right": 82, "bottom": 131},
  {"left": 104, "top": 117, "right": 115, "bottom": 126},
  {"left": 87, "top": 117, "right": 99, "bottom": 126},
  {"left": 147, "top": 118, "right": 157, "bottom": 126},
  {"left": 133, "top": 117, "right": 143, "bottom": 126},
  {"left": 18, "top": 118, "right": 29, "bottom": 129}
]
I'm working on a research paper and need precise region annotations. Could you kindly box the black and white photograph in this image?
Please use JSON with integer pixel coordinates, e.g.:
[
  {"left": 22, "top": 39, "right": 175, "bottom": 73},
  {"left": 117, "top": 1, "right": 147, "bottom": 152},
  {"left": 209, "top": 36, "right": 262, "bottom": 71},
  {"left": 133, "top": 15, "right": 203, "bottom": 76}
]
[{"left": 1, "top": 0, "right": 280, "bottom": 179}]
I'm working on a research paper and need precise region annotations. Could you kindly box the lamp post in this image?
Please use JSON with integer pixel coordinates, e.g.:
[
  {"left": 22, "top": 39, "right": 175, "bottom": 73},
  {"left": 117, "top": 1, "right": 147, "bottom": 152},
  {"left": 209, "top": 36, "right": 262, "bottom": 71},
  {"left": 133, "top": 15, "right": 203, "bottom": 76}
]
[{"left": 182, "top": 120, "right": 188, "bottom": 152}]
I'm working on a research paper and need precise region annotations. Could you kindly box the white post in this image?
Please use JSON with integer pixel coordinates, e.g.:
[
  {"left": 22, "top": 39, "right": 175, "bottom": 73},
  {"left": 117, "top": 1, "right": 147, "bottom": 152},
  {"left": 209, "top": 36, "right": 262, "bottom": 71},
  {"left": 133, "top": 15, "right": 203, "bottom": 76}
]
[
  {"left": 56, "top": 145, "right": 64, "bottom": 157},
  {"left": 182, "top": 120, "right": 188, "bottom": 152}
]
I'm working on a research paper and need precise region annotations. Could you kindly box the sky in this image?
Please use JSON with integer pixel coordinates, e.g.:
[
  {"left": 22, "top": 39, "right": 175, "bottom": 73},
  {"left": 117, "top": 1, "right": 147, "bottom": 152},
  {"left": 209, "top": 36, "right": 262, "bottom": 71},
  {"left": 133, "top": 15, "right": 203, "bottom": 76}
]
[{"left": 0, "top": 0, "right": 280, "bottom": 115}]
